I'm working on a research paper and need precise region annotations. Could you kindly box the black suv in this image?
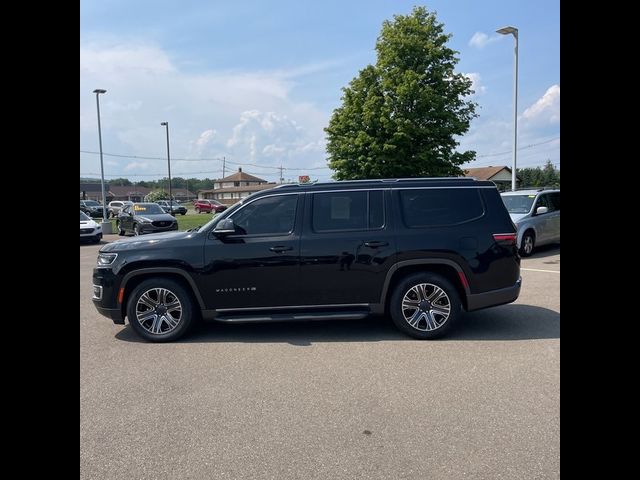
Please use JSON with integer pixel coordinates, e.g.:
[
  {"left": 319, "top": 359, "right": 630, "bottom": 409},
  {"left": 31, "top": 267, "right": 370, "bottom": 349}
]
[{"left": 92, "top": 178, "right": 521, "bottom": 342}]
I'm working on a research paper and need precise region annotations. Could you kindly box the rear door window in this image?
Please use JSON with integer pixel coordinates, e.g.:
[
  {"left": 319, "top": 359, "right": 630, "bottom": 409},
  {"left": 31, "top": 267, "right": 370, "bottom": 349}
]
[
  {"left": 312, "top": 191, "right": 385, "bottom": 232},
  {"left": 399, "top": 188, "right": 484, "bottom": 227}
]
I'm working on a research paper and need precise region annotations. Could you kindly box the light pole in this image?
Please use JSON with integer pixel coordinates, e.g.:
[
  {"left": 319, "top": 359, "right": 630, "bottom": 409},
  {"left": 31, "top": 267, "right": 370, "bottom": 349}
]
[
  {"left": 93, "top": 88, "right": 112, "bottom": 233},
  {"left": 496, "top": 25, "right": 519, "bottom": 191},
  {"left": 160, "top": 122, "right": 172, "bottom": 208}
]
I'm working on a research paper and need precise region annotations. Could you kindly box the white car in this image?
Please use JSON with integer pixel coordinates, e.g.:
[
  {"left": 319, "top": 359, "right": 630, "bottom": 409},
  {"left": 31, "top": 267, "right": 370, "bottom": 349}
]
[{"left": 80, "top": 210, "right": 103, "bottom": 243}]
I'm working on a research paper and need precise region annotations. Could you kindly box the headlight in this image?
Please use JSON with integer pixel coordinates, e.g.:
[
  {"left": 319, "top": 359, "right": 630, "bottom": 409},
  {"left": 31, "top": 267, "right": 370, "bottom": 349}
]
[{"left": 97, "top": 253, "right": 118, "bottom": 267}]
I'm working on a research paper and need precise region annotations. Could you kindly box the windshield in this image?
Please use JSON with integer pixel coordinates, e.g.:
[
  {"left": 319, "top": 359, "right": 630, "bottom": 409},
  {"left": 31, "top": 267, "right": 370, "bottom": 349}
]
[
  {"left": 132, "top": 203, "right": 165, "bottom": 214},
  {"left": 80, "top": 211, "right": 90, "bottom": 221},
  {"left": 502, "top": 194, "right": 535, "bottom": 214},
  {"left": 84, "top": 200, "right": 100, "bottom": 206}
]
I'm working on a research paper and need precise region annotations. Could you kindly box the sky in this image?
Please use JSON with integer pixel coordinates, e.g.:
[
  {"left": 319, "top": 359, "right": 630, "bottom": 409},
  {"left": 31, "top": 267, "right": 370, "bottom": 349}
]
[{"left": 80, "top": 0, "right": 560, "bottom": 184}]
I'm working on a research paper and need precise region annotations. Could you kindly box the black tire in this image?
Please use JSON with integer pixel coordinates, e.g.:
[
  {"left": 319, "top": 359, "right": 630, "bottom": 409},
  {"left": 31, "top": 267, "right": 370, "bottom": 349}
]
[
  {"left": 389, "top": 272, "right": 461, "bottom": 339},
  {"left": 117, "top": 221, "right": 125, "bottom": 236},
  {"left": 519, "top": 231, "right": 535, "bottom": 257},
  {"left": 126, "top": 278, "right": 195, "bottom": 342},
  {"left": 133, "top": 223, "right": 141, "bottom": 236},
  {"left": 181, "top": 211, "right": 186, "bottom": 215},
  {"left": 195, "top": 207, "right": 200, "bottom": 214},
  {"left": 93, "top": 235, "right": 102, "bottom": 244}
]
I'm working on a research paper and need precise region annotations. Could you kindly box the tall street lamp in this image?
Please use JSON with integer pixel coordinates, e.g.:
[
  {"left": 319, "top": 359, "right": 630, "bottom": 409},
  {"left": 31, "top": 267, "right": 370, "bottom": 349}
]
[
  {"left": 93, "top": 88, "right": 112, "bottom": 233},
  {"left": 496, "top": 25, "right": 519, "bottom": 191},
  {"left": 160, "top": 122, "right": 172, "bottom": 208}
]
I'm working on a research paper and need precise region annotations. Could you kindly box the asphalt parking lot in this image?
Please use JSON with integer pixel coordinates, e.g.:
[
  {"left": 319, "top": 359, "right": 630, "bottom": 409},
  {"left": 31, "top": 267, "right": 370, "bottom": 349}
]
[{"left": 80, "top": 236, "right": 559, "bottom": 480}]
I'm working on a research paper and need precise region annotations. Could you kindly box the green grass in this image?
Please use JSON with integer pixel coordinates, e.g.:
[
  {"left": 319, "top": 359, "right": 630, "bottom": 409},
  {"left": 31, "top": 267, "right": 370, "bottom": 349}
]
[{"left": 107, "top": 212, "right": 216, "bottom": 233}]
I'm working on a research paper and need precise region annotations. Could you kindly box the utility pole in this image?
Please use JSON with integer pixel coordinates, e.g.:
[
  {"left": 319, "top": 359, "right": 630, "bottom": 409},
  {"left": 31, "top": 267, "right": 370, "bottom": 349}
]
[
  {"left": 279, "top": 165, "right": 284, "bottom": 184},
  {"left": 222, "top": 156, "right": 226, "bottom": 178}
]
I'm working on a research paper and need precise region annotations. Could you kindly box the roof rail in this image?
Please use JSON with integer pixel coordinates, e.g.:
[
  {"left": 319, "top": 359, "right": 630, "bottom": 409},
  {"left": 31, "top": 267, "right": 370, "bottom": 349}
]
[{"left": 511, "top": 186, "right": 560, "bottom": 192}]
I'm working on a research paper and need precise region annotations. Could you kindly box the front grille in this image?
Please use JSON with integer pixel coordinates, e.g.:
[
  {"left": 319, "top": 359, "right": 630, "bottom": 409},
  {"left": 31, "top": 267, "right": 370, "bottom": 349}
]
[
  {"left": 80, "top": 228, "right": 94, "bottom": 234},
  {"left": 152, "top": 221, "right": 173, "bottom": 228}
]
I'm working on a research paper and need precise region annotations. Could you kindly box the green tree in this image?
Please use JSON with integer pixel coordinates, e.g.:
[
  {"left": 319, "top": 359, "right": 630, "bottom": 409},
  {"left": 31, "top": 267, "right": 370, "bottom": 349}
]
[
  {"left": 145, "top": 190, "right": 170, "bottom": 202},
  {"left": 325, "top": 6, "right": 477, "bottom": 180},
  {"left": 110, "top": 177, "right": 132, "bottom": 186},
  {"left": 517, "top": 161, "right": 560, "bottom": 188}
]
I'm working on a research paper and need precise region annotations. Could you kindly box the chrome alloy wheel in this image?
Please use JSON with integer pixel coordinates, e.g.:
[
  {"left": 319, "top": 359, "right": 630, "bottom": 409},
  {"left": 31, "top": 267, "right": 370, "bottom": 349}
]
[
  {"left": 523, "top": 235, "right": 534, "bottom": 255},
  {"left": 401, "top": 283, "right": 451, "bottom": 332},
  {"left": 135, "top": 288, "right": 183, "bottom": 335}
]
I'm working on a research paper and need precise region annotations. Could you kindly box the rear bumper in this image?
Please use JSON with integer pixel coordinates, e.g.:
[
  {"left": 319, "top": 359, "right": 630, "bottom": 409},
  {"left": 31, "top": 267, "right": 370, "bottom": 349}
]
[{"left": 466, "top": 277, "right": 521, "bottom": 311}]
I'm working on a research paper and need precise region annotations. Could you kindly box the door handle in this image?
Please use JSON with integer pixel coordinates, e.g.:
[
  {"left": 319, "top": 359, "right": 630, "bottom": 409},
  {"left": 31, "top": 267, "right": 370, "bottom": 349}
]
[
  {"left": 364, "top": 241, "right": 389, "bottom": 248},
  {"left": 269, "top": 246, "right": 293, "bottom": 253}
]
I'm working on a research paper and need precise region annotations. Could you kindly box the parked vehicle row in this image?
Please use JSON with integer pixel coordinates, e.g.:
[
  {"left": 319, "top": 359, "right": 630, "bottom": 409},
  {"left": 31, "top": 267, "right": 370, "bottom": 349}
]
[
  {"left": 80, "top": 211, "right": 103, "bottom": 243},
  {"left": 80, "top": 200, "right": 105, "bottom": 218},
  {"left": 93, "top": 177, "right": 521, "bottom": 343},
  {"left": 194, "top": 199, "right": 227, "bottom": 213},
  {"left": 115, "top": 203, "right": 178, "bottom": 236},
  {"left": 500, "top": 188, "right": 560, "bottom": 256},
  {"left": 156, "top": 200, "right": 187, "bottom": 216}
]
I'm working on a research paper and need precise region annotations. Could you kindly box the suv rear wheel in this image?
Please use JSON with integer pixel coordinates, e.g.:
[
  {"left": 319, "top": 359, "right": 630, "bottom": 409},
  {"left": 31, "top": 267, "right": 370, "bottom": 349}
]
[
  {"left": 389, "top": 273, "right": 461, "bottom": 339},
  {"left": 126, "top": 278, "right": 195, "bottom": 342}
]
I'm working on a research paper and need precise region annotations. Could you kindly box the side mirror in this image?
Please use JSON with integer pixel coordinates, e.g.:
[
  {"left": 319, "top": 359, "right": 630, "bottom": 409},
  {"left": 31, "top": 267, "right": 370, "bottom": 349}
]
[
  {"left": 213, "top": 218, "right": 236, "bottom": 235},
  {"left": 536, "top": 206, "right": 548, "bottom": 215}
]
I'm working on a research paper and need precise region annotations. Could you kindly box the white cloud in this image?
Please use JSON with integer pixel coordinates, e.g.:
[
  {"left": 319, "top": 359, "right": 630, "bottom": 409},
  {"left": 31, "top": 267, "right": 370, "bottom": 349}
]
[
  {"left": 80, "top": 41, "right": 331, "bottom": 180},
  {"left": 522, "top": 84, "right": 560, "bottom": 124},
  {"left": 124, "top": 161, "right": 150, "bottom": 171},
  {"left": 468, "top": 32, "right": 502, "bottom": 49},
  {"left": 226, "top": 110, "right": 322, "bottom": 165},
  {"left": 463, "top": 73, "right": 487, "bottom": 95}
]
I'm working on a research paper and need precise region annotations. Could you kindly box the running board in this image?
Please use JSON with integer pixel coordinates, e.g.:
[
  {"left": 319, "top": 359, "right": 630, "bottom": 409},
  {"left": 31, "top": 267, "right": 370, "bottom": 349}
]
[{"left": 213, "top": 309, "right": 370, "bottom": 323}]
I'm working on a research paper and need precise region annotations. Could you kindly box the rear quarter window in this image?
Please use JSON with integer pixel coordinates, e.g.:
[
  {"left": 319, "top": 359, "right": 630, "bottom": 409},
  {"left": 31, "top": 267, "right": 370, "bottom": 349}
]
[{"left": 399, "top": 188, "right": 485, "bottom": 227}]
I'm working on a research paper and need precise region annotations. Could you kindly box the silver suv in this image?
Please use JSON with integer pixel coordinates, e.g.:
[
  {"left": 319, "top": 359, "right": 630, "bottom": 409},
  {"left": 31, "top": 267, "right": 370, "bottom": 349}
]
[
  {"left": 108, "top": 201, "right": 133, "bottom": 219},
  {"left": 501, "top": 189, "right": 560, "bottom": 256}
]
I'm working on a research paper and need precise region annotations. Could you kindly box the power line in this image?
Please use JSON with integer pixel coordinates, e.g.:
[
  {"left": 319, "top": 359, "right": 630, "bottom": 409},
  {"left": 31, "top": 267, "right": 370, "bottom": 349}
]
[
  {"left": 80, "top": 149, "right": 333, "bottom": 171},
  {"left": 475, "top": 137, "right": 559, "bottom": 158}
]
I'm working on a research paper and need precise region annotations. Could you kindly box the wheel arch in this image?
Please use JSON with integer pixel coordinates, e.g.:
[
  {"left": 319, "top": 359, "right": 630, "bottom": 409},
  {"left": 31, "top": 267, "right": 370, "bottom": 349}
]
[
  {"left": 380, "top": 260, "right": 470, "bottom": 311},
  {"left": 119, "top": 267, "right": 206, "bottom": 319}
]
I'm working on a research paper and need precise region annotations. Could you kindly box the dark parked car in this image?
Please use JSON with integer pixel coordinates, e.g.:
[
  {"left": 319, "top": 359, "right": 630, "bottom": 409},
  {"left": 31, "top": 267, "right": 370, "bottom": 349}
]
[
  {"left": 156, "top": 200, "right": 187, "bottom": 216},
  {"left": 93, "top": 178, "right": 521, "bottom": 342},
  {"left": 80, "top": 200, "right": 105, "bottom": 218},
  {"left": 115, "top": 203, "right": 178, "bottom": 236},
  {"left": 194, "top": 199, "right": 227, "bottom": 214}
]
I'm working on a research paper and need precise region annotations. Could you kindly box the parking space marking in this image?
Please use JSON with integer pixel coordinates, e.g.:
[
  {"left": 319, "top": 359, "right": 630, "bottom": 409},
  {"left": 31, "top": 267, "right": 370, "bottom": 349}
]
[{"left": 521, "top": 268, "right": 560, "bottom": 273}]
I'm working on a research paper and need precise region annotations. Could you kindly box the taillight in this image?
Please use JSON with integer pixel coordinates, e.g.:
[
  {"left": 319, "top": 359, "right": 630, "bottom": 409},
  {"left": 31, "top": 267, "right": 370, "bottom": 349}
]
[{"left": 493, "top": 233, "right": 517, "bottom": 245}]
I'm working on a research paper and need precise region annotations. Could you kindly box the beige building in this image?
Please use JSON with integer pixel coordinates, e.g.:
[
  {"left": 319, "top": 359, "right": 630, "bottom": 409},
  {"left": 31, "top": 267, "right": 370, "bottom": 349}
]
[
  {"left": 197, "top": 168, "right": 276, "bottom": 205},
  {"left": 464, "top": 166, "right": 520, "bottom": 191}
]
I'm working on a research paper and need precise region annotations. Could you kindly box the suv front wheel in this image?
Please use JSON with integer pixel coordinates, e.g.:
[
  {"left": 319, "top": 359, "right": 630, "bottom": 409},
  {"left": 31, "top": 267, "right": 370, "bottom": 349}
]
[
  {"left": 126, "top": 278, "right": 195, "bottom": 342},
  {"left": 389, "top": 273, "right": 461, "bottom": 339}
]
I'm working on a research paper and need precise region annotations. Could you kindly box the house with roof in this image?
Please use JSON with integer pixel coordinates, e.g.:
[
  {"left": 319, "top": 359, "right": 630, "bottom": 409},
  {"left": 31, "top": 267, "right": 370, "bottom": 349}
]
[
  {"left": 463, "top": 166, "right": 521, "bottom": 191},
  {"left": 80, "top": 182, "right": 110, "bottom": 201},
  {"left": 197, "top": 168, "right": 276, "bottom": 205},
  {"left": 109, "top": 185, "right": 152, "bottom": 202}
]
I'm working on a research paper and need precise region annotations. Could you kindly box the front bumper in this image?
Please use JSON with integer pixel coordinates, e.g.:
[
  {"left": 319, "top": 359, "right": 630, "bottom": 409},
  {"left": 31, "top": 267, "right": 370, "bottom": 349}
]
[
  {"left": 466, "top": 277, "right": 522, "bottom": 311},
  {"left": 94, "top": 304, "right": 125, "bottom": 324},
  {"left": 92, "top": 268, "right": 125, "bottom": 324}
]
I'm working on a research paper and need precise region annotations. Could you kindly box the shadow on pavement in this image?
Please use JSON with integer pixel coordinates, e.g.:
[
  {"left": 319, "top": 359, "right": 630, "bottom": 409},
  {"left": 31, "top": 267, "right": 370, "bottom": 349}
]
[
  {"left": 527, "top": 244, "right": 560, "bottom": 259},
  {"left": 115, "top": 304, "right": 559, "bottom": 345}
]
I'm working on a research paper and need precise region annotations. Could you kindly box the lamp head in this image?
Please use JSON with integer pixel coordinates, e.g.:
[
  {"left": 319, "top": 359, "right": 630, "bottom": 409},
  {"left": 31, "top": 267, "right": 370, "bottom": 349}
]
[
  {"left": 496, "top": 26, "right": 518, "bottom": 36},
  {"left": 93, "top": 89, "right": 107, "bottom": 94}
]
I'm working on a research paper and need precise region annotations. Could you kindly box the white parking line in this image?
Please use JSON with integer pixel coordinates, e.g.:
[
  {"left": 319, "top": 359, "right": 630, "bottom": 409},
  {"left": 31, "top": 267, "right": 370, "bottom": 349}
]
[{"left": 521, "top": 268, "right": 560, "bottom": 273}]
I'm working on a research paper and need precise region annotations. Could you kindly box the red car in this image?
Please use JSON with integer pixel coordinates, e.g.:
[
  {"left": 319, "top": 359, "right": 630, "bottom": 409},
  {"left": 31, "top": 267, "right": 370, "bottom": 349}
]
[{"left": 193, "top": 199, "right": 227, "bottom": 213}]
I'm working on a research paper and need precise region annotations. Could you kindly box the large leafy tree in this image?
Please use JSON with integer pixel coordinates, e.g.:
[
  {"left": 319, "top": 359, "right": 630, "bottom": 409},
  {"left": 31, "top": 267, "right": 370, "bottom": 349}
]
[{"left": 326, "top": 6, "right": 477, "bottom": 179}]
